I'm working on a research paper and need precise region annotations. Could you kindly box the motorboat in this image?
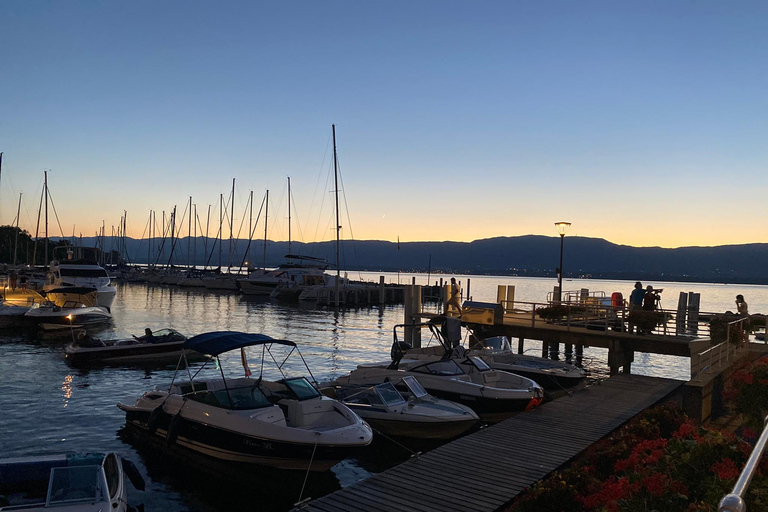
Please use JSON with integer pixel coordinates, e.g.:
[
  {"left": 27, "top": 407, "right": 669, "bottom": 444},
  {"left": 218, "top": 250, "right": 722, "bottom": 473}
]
[
  {"left": 239, "top": 255, "right": 328, "bottom": 296},
  {"left": 43, "top": 247, "right": 116, "bottom": 311},
  {"left": 0, "top": 452, "right": 144, "bottom": 512},
  {"left": 467, "top": 335, "right": 586, "bottom": 390},
  {"left": 24, "top": 290, "right": 112, "bottom": 330},
  {"left": 400, "top": 316, "right": 585, "bottom": 391},
  {"left": 0, "top": 301, "right": 30, "bottom": 328},
  {"left": 117, "top": 331, "right": 373, "bottom": 471},
  {"left": 177, "top": 269, "right": 208, "bottom": 288},
  {"left": 65, "top": 328, "right": 201, "bottom": 366},
  {"left": 322, "top": 375, "right": 478, "bottom": 440}
]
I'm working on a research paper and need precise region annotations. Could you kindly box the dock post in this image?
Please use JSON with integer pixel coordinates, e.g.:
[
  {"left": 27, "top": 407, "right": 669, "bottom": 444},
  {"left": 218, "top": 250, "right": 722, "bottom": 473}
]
[
  {"left": 517, "top": 337, "right": 524, "bottom": 354},
  {"left": 466, "top": 279, "right": 470, "bottom": 300},
  {"left": 506, "top": 286, "right": 515, "bottom": 313},
  {"left": 565, "top": 342, "right": 573, "bottom": 363},
  {"left": 687, "top": 292, "right": 700, "bottom": 336},
  {"left": 549, "top": 342, "right": 560, "bottom": 360},
  {"left": 676, "top": 292, "right": 688, "bottom": 335},
  {"left": 403, "top": 285, "right": 422, "bottom": 348},
  {"left": 497, "top": 285, "right": 505, "bottom": 306},
  {"left": 608, "top": 340, "right": 634, "bottom": 375},
  {"left": 379, "top": 276, "right": 385, "bottom": 304},
  {"left": 575, "top": 343, "right": 583, "bottom": 366}
]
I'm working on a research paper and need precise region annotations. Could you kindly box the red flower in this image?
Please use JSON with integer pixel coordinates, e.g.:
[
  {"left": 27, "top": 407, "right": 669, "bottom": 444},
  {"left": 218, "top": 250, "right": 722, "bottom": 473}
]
[
  {"left": 741, "top": 427, "right": 757, "bottom": 441},
  {"left": 674, "top": 422, "right": 698, "bottom": 439},
  {"left": 642, "top": 473, "right": 670, "bottom": 497},
  {"left": 711, "top": 458, "right": 741, "bottom": 480}
]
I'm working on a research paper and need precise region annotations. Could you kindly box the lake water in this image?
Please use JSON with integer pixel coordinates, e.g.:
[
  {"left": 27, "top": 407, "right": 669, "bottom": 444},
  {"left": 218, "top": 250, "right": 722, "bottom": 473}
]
[{"left": 1, "top": 274, "right": 765, "bottom": 511}]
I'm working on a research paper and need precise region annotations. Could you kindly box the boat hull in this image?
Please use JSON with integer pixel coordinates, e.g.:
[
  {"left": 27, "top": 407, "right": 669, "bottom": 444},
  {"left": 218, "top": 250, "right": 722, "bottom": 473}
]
[
  {"left": 122, "top": 409, "right": 358, "bottom": 471},
  {"left": 66, "top": 341, "right": 204, "bottom": 366}
]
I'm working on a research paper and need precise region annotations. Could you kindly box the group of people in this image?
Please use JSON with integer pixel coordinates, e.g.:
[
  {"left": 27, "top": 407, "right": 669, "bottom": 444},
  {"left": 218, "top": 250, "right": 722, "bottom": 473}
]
[
  {"left": 628, "top": 282, "right": 658, "bottom": 312},
  {"left": 7, "top": 270, "right": 28, "bottom": 291}
]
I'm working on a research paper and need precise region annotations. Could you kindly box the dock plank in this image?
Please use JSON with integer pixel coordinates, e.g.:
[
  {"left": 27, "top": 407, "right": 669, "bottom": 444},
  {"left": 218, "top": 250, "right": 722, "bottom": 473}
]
[{"left": 299, "top": 375, "right": 682, "bottom": 512}]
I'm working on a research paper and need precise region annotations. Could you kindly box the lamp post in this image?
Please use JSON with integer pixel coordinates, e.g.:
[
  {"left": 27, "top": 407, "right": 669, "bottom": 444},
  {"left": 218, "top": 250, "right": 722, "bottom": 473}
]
[{"left": 554, "top": 222, "right": 571, "bottom": 302}]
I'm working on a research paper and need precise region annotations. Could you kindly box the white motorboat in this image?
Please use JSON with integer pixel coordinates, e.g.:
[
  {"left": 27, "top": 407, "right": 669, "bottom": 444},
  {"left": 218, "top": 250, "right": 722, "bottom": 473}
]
[
  {"left": 0, "top": 301, "right": 30, "bottom": 328},
  {"left": 43, "top": 248, "right": 116, "bottom": 311},
  {"left": 118, "top": 331, "right": 372, "bottom": 471},
  {"left": 322, "top": 375, "right": 478, "bottom": 440},
  {"left": 239, "top": 255, "right": 328, "bottom": 296},
  {"left": 467, "top": 335, "right": 586, "bottom": 390},
  {"left": 65, "top": 328, "right": 202, "bottom": 366},
  {"left": 0, "top": 452, "right": 144, "bottom": 512},
  {"left": 24, "top": 293, "right": 112, "bottom": 330}
]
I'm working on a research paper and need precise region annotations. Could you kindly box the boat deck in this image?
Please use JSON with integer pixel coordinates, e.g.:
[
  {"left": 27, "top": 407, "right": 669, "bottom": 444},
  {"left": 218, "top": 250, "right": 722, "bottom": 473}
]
[{"left": 299, "top": 374, "right": 682, "bottom": 512}]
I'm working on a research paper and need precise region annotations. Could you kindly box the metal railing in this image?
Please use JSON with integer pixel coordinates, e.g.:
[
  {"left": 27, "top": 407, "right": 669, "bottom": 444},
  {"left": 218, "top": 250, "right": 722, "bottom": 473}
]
[
  {"left": 692, "top": 317, "right": 750, "bottom": 382},
  {"left": 498, "top": 299, "right": 714, "bottom": 338},
  {"left": 719, "top": 416, "right": 768, "bottom": 512}
]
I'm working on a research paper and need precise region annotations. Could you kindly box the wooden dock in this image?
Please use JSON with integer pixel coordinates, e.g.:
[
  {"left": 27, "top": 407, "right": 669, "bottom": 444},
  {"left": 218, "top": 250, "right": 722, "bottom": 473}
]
[{"left": 298, "top": 374, "right": 683, "bottom": 512}]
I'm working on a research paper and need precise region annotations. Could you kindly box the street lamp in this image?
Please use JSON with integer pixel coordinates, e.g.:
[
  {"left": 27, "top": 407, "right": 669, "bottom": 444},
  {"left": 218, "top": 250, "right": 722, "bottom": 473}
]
[{"left": 554, "top": 222, "right": 571, "bottom": 302}]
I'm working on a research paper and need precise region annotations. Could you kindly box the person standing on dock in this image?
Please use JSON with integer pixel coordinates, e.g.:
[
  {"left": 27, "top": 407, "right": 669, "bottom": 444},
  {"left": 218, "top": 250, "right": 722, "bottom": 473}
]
[
  {"left": 627, "top": 282, "right": 644, "bottom": 334},
  {"left": 736, "top": 295, "right": 749, "bottom": 316},
  {"left": 446, "top": 277, "right": 463, "bottom": 316},
  {"left": 642, "top": 286, "right": 657, "bottom": 311}
]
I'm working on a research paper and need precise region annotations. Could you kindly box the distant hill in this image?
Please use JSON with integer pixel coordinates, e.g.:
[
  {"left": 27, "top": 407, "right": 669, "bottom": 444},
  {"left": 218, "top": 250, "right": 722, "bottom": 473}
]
[{"left": 66, "top": 235, "right": 768, "bottom": 285}]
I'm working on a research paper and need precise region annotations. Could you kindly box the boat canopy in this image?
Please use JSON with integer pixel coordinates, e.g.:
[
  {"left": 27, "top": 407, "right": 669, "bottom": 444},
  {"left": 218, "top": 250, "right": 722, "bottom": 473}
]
[{"left": 183, "top": 331, "right": 296, "bottom": 356}]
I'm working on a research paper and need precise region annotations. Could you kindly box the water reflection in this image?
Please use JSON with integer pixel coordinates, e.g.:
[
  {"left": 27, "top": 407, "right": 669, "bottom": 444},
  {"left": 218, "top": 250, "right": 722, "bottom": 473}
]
[{"left": 61, "top": 374, "right": 73, "bottom": 407}]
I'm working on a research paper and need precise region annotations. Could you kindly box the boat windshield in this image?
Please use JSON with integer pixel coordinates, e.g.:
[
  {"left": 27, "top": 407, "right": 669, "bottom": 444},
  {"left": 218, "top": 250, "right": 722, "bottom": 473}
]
[
  {"left": 401, "top": 376, "right": 429, "bottom": 398},
  {"left": 374, "top": 382, "right": 406, "bottom": 406},
  {"left": 411, "top": 359, "right": 464, "bottom": 376},
  {"left": 468, "top": 356, "right": 492, "bottom": 372},
  {"left": 283, "top": 377, "right": 321, "bottom": 401},
  {"left": 482, "top": 336, "right": 511, "bottom": 352},
  {"left": 46, "top": 465, "right": 106, "bottom": 506}
]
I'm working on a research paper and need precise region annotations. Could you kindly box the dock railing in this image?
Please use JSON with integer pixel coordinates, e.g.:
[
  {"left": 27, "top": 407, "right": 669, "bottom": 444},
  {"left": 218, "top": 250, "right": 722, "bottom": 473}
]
[
  {"left": 499, "top": 298, "right": 715, "bottom": 339},
  {"left": 718, "top": 415, "right": 768, "bottom": 512},
  {"left": 692, "top": 317, "right": 750, "bottom": 382}
]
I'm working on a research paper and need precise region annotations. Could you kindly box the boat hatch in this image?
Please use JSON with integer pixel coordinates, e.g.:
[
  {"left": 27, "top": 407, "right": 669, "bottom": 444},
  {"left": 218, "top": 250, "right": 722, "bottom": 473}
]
[
  {"left": 46, "top": 465, "right": 106, "bottom": 506},
  {"left": 402, "top": 376, "right": 429, "bottom": 398},
  {"left": 282, "top": 377, "right": 321, "bottom": 401}
]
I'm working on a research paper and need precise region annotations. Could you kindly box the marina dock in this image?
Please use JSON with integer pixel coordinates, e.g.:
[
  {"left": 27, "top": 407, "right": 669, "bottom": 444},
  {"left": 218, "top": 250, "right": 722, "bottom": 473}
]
[{"left": 298, "top": 374, "right": 683, "bottom": 512}]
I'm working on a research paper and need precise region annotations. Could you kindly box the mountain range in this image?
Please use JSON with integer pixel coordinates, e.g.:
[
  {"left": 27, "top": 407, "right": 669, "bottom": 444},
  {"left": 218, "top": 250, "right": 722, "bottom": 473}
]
[{"left": 73, "top": 235, "right": 768, "bottom": 285}]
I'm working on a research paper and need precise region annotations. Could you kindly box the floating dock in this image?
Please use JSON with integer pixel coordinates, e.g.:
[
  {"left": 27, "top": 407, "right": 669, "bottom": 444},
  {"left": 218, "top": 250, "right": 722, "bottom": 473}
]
[{"left": 298, "top": 374, "right": 682, "bottom": 512}]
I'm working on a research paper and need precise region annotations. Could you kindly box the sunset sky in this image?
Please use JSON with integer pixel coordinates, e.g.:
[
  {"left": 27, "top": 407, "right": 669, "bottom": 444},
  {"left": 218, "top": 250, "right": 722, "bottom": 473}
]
[{"left": 1, "top": 1, "right": 766, "bottom": 248}]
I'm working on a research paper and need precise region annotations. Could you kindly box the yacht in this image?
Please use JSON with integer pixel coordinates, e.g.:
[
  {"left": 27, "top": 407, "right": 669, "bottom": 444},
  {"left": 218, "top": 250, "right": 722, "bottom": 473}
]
[
  {"left": 43, "top": 247, "right": 116, "bottom": 310},
  {"left": 118, "top": 331, "right": 373, "bottom": 471},
  {"left": 239, "top": 255, "right": 328, "bottom": 296}
]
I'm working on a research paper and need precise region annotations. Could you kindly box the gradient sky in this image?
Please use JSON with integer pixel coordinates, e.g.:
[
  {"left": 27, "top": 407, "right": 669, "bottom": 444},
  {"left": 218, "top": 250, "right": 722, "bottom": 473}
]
[{"left": 1, "top": 1, "right": 766, "bottom": 248}]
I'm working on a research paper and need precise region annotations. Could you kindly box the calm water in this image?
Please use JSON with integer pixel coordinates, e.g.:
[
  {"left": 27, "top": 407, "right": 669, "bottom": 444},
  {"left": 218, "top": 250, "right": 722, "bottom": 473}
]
[{"left": 1, "top": 274, "right": 766, "bottom": 511}]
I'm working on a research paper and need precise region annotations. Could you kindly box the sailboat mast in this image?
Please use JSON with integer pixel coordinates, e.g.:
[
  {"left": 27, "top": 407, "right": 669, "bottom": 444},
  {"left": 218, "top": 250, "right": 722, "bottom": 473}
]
[
  {"left": 194, "top": 203, "right": 197, "bottom": 269},
  {"left": 44, "top": 170, "right": 49, "bottom": 265},
  {"left": 332, "top": 124, "right": 341, "bottom": 305},
  {"left": 33, "top": 180, "right": 44, "bottom": 266},
  {"left": 218, "top": 194, "right": 223, "bottom": 269},
  {"left": 188, "top": 196, "right": 192, "bottom": 269},
  {"left": 263, "top": 190, "right": 269, "bottom": 269},
  {"left": 147, "top": 210, "right": 152, "bottom": 268},
  {"left": 229, "top": 178, "right": 235, "bottom": 272},
  {"left": 205, "top": 204, "right": 211, "bottom": 269},
  {"left": 248, "top": 190, "right": 253, "bottom": 270},
  {"left": 13, "top": 192, "right": 22, "bottom": 266},
  {"left": 287, "top": 177, "right": 292, "bottom": 255}
]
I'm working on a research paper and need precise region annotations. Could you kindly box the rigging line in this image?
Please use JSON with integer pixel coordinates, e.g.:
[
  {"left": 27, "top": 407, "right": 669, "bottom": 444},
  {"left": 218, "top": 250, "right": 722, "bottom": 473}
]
[
  {"left": 45, "top": 189, "right": 67, "bottom": 239},
  {"left": 336, "top": 160, "right": 364, "bottom": 280},
  {"left": 239, "top": 194, "right": 266, "bottom": 268},
  {"left": 134, "top": 214, "right": 151, "bottom": 263},
  {"left": 306, "top": 129, "right": 334, "bottom": 238},
  {"left": 310, "top": 156, "right": 333, "bottom": 244}
]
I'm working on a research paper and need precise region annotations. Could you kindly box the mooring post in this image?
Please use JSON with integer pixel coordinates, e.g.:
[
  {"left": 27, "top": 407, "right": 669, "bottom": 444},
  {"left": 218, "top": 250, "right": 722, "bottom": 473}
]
[
  {"left": 608, "top": 339, "right": 634, "bottom": 375},
  {"left": 378, "top": 276, "right": 385, "bottom": 304},
  {"left": 506, "top": 286, "right": 515, "bottom": 313},
  {"left": 466, "top": 279, "right": 471, "bottom": 301},
  {"left": 518, "top": 337, "right": 524, "bottom": 354},
  {"left": 403, "top": 285, "right": 422, "bottom": 348}
]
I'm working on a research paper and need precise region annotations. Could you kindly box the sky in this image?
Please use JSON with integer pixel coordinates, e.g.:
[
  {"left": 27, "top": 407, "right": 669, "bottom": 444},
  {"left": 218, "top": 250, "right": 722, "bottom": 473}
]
[{"left": 1, "top": 1, "right": 766, "bottom": 249}]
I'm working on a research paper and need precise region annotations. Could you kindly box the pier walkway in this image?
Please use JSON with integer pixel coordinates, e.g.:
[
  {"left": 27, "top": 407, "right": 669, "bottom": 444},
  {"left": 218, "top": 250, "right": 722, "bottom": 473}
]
[{"left": 299, "top": 374, "right": 682, "bottom": 512}]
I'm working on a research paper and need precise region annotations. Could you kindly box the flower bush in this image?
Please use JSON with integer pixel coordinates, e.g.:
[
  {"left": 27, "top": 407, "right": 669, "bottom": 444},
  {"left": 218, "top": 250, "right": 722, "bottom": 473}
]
[
  {"left": 724, "top": 356, "right": 768, "bottom": 429},
  {"left": 506, "top": 403, "right": 768, "bottom": 512}
]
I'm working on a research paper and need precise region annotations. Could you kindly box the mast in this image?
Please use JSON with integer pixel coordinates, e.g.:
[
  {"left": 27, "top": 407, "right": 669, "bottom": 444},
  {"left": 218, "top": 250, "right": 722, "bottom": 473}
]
[
  {"left": 194, "top": 203, "right": 197, "bottom": 269},
  {"left": 332, "top": 124, "right": 341, "bottom": 306},
  {"left": 188, "top": 196, "right": 192, "bottom": 269},
  {"left": 147, "top": 210, "right": 152, "bottom": 268},
  {"left": 205, "top": 204, "right": 211, "bottom": 269},
  {"left": 33, "top": 180, "right": 44, "bottom": 266},
  {"left": 218, "top": 194, "right": 223, "bottom": 270},
  {"left": 248, "top": 190, "right": 253, "bottom": 270},
  {"left": 13, "top": 192, "right": 22, "bottom": 266},
  {"left": 263, "top": 190, "right": 269, "bottom": 269},
  {"left": 229, "top": 178, "right": 235, "bottom": 272},
  {"left": 44, "top": 171, "right": 49, "bottom": 265},
  {"left": 287, "top": 177, "right": 292, "bottom": 255}
]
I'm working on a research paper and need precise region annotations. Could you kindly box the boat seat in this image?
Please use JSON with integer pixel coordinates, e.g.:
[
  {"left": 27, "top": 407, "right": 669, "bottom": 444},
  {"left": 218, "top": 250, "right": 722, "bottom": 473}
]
[{"left": 278, "top": 399, "right": 330, "bottom": 428}]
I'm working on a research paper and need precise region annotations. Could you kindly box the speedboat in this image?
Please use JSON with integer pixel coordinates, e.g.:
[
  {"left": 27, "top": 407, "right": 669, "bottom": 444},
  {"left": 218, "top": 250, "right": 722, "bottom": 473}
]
[
  {"left": 44, "top": 247, "right": 116, "bottom": 310},
  {"left": 117, "top": 331, "right": 372, "bottom": 471},
  {"left": 24, "top": 294, "right": 112, "bottom": 330},
  {"left": 322, "top": 375, "right": 478, "bottom": 440},
  {"left": 467, "top": 335, "right": 586, "bottom": 390},
  {"left": 0, "top": 452, "right": 144, "bottom": 512},
  {"left": 0, "top": 301, "right": 30, "bottom": 328},
  {"left": 65, "top": 328, "right": 200, "bottom": 366},
  {"left": 339, "top": 355, "right": 543, "bottom": 423}
]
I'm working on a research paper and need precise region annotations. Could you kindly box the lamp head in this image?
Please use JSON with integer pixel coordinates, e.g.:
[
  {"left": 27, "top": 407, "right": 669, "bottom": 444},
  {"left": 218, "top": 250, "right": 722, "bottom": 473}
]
[{"left": 555, "top": 222, "right": 571, "bottom": 236}]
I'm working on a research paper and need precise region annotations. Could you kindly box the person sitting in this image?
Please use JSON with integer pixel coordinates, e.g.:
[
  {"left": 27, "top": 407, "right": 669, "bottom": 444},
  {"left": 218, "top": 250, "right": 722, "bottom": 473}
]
[
  {"left": 135, "top": 328, "right": 158, "bottom": 343},
  {"left": 76, "top": 329, "right": 104, "bottom": 347}
]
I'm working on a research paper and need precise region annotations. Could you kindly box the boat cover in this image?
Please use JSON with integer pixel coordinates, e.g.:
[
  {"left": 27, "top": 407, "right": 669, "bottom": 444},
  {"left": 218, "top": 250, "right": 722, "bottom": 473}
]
[{"left": 183, "top": 331, "right": 295, "bottom": 356}]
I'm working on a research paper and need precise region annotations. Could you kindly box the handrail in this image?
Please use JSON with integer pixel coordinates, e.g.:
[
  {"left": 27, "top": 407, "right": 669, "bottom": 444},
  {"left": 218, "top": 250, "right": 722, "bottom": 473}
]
[{"left": 719, "top": 416, "right": 768, "bottom": 512}]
